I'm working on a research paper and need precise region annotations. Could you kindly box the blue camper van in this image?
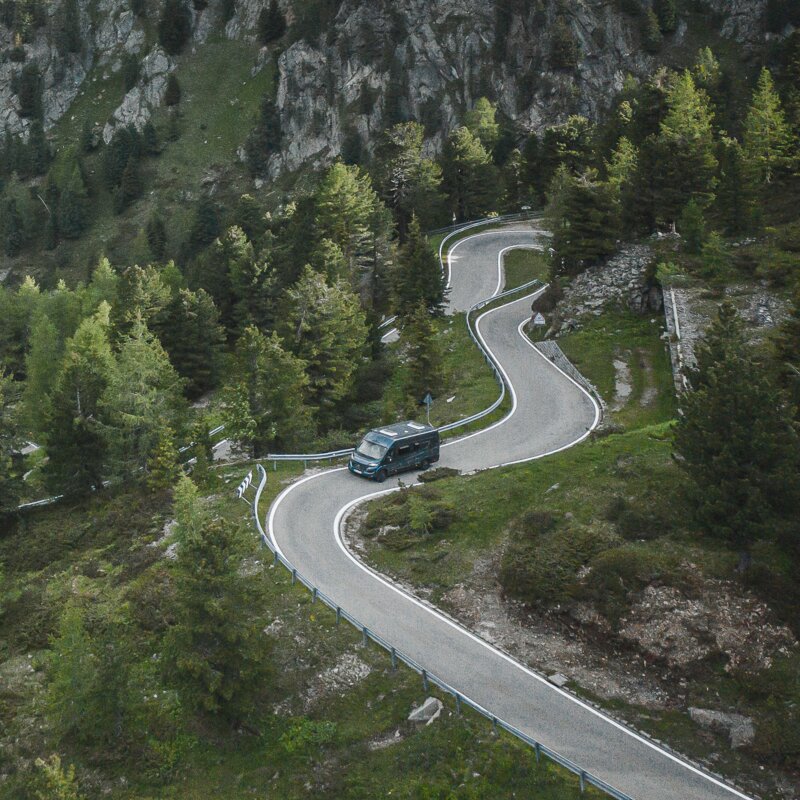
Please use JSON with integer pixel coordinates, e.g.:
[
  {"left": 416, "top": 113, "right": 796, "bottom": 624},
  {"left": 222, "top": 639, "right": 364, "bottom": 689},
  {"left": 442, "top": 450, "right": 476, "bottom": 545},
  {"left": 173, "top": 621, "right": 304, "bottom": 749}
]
[{"left": 348, "top": 421, "right": 440, "bottom": 482}]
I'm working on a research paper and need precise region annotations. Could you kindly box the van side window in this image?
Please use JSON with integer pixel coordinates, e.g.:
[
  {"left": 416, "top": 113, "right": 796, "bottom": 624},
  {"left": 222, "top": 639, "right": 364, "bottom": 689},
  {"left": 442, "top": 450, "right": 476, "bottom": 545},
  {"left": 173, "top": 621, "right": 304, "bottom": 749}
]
[{"left": 398, "top": 445, "right": 411, "bottom": 456}]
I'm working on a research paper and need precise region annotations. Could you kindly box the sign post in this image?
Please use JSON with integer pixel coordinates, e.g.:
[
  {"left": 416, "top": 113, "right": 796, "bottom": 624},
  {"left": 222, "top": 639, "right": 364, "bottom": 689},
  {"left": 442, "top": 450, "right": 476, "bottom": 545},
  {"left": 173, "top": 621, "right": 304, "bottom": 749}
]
[{"left": 423, "top": 392, "right": 433, "bottom": 426}]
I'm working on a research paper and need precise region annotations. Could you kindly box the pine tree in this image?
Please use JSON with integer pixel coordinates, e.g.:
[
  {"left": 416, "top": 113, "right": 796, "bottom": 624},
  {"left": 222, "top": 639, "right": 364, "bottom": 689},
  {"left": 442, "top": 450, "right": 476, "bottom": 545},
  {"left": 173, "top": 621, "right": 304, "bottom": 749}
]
[
  {"left": 539, "top": 115, "right": 595, "bottom": 192},
  {"left": 284, "top": 266, "right": 368, "bottom": 420},
  {"left": 743, "top": 68, "right": 790, "bottom": 185},
  {"left": 774, "top": 287, "right": 800, "bottom": 413},
  {"left": 313, "top": 162, "right": 394, "bottom": 314},
  {"left": 605, "top": 136, "right": 638, "bottom": 195},
  {"left": 111, "top": 264, "right": 172, "bottom": 337},
  {"left": 0, "top": 367, "right": 22, "bottom": 515},
  {"left": 157, "top": 288, "right": 225, "bottom": 398},
  {"left": 441, "top": 126, "right": 501, "bottom": 221},
  {"left": 164, "top": 73, "right": 181, "bottom": 106},
  {"left": 99, "top": 317, "right": 186, "bottom": 479},
  {"left": 551, "top": 170, "right": 619, "bottom": 277},
  {"left": 400, "top": 302, "right": 444, "bottom": 412},
  {"left": 146, "top": 211, "right": 167, "bottom": 260},
  {"left": 44, "top": 305, "right": 115, "bottom": 494},
  {"left": 222, "top": 327, "right": 312, "bottom": 455},
  {"left": 393, "top": 216, "right": 446, "bottom": 318},
  {"left": 653, "top": 70, "right": 717, "bottom": 225},
  {"left": 642, "top": 9, "right": 663, "bottom": 53},
  {"left": 374, "top": 122, "right": 444, "bottom": 239},
  {"left": 146, "top": 424, "right": 180, "bottom": 491},
  {"left": 699, "top": 231, "right": 729, "bottom": 283},
  {"left": 189, "top": 416, "right": 213, "bottom": 483},
  {"left": 549, "top": 16, "right": 579, "bottom": 70},
  {"left": 57, "top": 159, "right": 89, "bottom": 239},
  {"left": 674, "top": 302, "right": 800, "bottom": 570},
  {"left": 165, "top": 475, "right": 271, "bottom": 719},
  {"left": 4, "top": 198, "right": 24, "bottom": 256},
  {"left": 59, "top": 0, "right": 82, "bottom": 54},
  {"left": 27, "top": 120, "right": 49, "bottom": 175},
  {"left": 81, "top": 257, "right": 120, "bottom": 316},
  {"left": 244, "top": 95, "right": 281, "bottom": 175},
  {"left": 17, "top": 63, "right": 42, "bottom": 119},
  {"left": 464, "top": 97, "right": 500, "bottom": 153},
  {"left": 257, "top": 0, "right": 286, "bottom": 44},
  {"left": 715, "top": 137, "right": 756, "bottom": 237},
  {"left": 678, "top": 198, "right": 706, "bottom": 254},
  {"left": 115, "top": 155, "right": 142, "bottom": 213},
  {"left": 22, "top": 312, "right": 61, "bottom": 436},
  {"left": 186, "top": 194, "right": 220, "bottom": 256},
  {"left": 158, "top": 0, "right": 192, "bottom": 55},
  {"left": 654, "top": 0, "right": 677, "bottom": 33}
]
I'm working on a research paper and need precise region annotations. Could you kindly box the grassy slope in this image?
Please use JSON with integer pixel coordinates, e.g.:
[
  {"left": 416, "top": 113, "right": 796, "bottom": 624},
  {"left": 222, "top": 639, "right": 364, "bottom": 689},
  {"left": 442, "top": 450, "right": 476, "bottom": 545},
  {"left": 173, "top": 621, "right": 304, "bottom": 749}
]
[
  {"left": 0, "top": 461, "right": 600, "bottom": 799},
  {"left": 11, "top": 38, "right": 273, "bottom": 285}
]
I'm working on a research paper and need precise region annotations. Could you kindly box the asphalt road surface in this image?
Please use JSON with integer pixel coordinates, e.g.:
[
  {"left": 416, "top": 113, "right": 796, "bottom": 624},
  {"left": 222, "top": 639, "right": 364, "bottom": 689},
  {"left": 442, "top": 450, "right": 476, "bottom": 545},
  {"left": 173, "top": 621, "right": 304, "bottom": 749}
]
[{"left": 266, "top": 224, "right": 752, "bottom": 800}]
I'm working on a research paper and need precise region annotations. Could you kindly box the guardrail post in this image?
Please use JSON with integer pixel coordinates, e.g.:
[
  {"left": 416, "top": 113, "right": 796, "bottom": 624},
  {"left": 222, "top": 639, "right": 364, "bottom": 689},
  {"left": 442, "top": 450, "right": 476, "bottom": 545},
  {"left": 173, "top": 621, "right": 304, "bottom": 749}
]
[
  {"left": 273, "top": 461, "right": 277, "bottom": 471},
  {"left": 390, "top": 648, "right": 397, "bottom": 671},
  {"left": 303, "top": 459, "right": 307, "bottom": 470},
  {"left": 579, "top": 771, "right": 586, "bottom": 793},
  {"left": 311, "top": 587, "right": 317, "bottom": 604},
  {"left": 335, "top": 607, "right": 341, "bottom": 625},
  {"left": 291, "top": 569, "right": 297, "bottom": 585},
  {"left": 422, "top": 670, "right": 429, "bottom": 691},
  {"left": 491, "top": 716, "right": 497, "bottom": 735},
  {"left": 534, "top": 742, "right": 541, "bottom": 763},
  {"left": 273, "top": 551, "right": 279, "bottom": 567},
  {"left": 362, "top": 627, "right": 369, "bottom": 646},
  {"left": 455, "top": 693, "right": 461, "bottom": 715}
]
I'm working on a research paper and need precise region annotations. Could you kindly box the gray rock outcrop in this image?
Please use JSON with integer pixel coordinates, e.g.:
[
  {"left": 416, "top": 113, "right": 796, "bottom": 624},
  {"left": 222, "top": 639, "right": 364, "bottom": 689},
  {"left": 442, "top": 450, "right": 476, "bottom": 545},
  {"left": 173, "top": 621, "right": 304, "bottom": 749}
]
[
  {"left": 408, "top": 696, "right": 443, "bottom": 724},
  {"left": 688, "top": 707, "right": 756, "bottom": 749},
  {"left": 103, "top": 46, "right": 175, "bottom": 142},
  {"left": 545, "top": 244, "right": 660, "bottom": 337}
]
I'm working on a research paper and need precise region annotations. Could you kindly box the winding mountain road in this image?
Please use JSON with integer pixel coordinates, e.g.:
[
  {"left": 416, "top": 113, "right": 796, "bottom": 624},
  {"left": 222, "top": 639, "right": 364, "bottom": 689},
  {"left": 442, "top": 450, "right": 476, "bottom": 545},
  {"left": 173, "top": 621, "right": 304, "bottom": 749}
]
[{"left": 266, "top": 224, "right": 752, "bottom": 800}]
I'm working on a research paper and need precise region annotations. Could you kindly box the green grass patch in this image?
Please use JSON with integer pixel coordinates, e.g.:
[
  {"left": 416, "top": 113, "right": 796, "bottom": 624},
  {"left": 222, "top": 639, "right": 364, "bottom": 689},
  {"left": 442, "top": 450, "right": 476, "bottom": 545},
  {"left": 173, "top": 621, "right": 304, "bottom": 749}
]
[
  {"left": 503, "top": 247, "right": 550, "bottom": 290},
  {"left": 555, "top": 312, "right": 677, "bottom": 430}
]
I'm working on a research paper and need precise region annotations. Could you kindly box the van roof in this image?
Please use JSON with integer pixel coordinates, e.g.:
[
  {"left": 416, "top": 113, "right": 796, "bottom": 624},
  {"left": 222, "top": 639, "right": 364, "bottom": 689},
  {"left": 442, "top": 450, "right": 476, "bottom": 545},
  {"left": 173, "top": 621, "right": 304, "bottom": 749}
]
[{"left": 371, "top": 420, "right": 437, "bottom": 439}]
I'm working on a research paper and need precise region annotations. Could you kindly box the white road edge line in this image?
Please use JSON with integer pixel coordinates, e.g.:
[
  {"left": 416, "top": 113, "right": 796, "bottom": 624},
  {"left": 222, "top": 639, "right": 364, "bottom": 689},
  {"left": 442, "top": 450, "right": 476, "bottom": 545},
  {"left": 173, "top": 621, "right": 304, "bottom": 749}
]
[
  {"left": 446, "top": 228, "right": 539, "bottom": 291},
  {"left": 264, "top": 242, "right": 752, "bottom": 800}
]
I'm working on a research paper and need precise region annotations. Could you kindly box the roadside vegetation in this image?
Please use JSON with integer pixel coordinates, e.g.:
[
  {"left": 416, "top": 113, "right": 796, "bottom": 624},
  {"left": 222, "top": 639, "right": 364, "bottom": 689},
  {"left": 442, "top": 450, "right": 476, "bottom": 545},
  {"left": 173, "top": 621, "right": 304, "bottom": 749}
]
[{"left": 0, "top": 460, "right": 603, "bottom": 799}]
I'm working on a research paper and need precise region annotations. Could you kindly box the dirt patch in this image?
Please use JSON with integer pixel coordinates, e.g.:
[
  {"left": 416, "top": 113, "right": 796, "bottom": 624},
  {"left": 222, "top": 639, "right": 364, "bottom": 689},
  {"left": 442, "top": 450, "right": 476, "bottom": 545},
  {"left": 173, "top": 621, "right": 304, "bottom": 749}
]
[
  {"left": 611, "top": 355, "right": 633, "bottom": 412},
  {"left": 618, "top": 581, "right": 796, "bottom": 675},
  {"left": 638, "top": 349, "right": 658, "bottom": 407},
  {"left": 438, "top": 549, "right": 670, "bottom": 709},
  {"left": 302, "top": 651, "right": 372, "bottom": 711}
]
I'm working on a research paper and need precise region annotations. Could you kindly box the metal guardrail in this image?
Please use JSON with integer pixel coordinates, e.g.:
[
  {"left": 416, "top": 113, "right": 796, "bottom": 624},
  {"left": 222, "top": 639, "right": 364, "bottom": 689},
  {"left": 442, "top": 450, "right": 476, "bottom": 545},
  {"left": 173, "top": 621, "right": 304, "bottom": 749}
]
[{"left": 247, "top": 464, "right": 632, "bottom": 800}]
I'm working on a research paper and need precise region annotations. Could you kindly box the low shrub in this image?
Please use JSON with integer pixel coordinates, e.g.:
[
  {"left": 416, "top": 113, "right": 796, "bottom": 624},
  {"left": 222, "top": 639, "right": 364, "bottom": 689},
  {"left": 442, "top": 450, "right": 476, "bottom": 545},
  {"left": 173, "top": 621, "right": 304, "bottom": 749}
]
[
  {"left": 418, "top": 466, "right": 460, "bottom": 482},
  {"left": 574, "top": 545, "right": 674, "bottom": 624},
  {"left": 500, "top": 520, "right": 619, "bottom": 607}
]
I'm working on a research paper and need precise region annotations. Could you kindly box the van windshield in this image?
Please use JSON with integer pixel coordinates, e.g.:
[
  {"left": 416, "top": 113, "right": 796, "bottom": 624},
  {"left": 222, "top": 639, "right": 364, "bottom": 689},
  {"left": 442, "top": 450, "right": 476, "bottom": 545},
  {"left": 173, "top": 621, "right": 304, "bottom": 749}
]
[{"left": 356, "top": 437, "right": 387, "bottom": 461}]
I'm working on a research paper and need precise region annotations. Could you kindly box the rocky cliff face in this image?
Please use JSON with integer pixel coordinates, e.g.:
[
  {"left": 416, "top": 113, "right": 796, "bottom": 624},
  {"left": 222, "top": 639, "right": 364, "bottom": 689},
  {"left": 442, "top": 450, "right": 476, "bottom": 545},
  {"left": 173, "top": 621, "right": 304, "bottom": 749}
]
[
  {"left": 260, "top": 0, "right": 775, "bottom": 177},
  {"left": 0, "top": 0, "right": 776, "bottom": 167}
]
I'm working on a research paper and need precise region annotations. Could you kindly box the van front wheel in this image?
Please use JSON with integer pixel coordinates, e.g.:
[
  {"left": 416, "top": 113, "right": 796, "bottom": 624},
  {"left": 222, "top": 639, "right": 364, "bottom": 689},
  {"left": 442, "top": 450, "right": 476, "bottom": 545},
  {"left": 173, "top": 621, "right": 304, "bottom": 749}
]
[{"left": 375, "top": 470, "right": 387, "bottom": 483}]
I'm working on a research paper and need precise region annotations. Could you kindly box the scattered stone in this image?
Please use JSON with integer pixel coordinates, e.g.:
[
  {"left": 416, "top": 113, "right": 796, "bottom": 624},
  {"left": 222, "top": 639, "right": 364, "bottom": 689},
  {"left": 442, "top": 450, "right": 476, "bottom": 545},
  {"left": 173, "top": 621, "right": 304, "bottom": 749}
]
[
  {"left": 408, "top": 696, "right": 443, "bottom": 725},
  {"left": 689, "top": 708, "right": 756, "bottom": 749},
  {"left": 548, "top": 673, "right": 569, "bottom": 688},
  {"left": 617, "top": 577, "right": 796, "bottom": 674},
  {"left": 546, "top": 245, "right": 661, "bottom": 338}
]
